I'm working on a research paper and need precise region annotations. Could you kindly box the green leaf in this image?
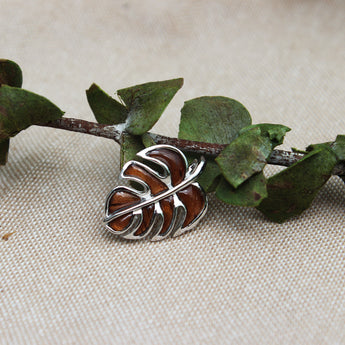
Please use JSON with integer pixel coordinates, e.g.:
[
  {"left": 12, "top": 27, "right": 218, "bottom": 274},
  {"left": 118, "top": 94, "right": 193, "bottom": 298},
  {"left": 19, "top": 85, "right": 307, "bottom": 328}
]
[
  {"left": 0, "top": 60, "right": 23, "bottom": 164},
  {"left": 292, "top": 147, "right": 308, "bottom": 154},
  {"left": 215, "top": 127, "right": 271, "bottom": 188},
  {"left": 120, "top": 133, "right": 145, "bottom": 168},
  {"left": 0, "top": 85, "right": 64, "bottom": 141},
  {"left": 179, "top": 96, "right": 251, "bottom": 143},
  {"left": 306, "top": 142, "right": 332, "bottom": 152},
  {"left": 197, "top": 159, "right": 222, "bottom": 192},
  {"left": 117, "top": 78, "right": 183, "bottom": 135},
  {"left": 141, "top": 132, "right": 157, "bottom": 148},
  {"left": 0, "top": 139, "right": 9, "bottom": 165},
  {"left": 215, "top": 124, "right": 290, "bottom": 189},
  {"left": 0, "top": 60, "right": 23, "bottom": 88},
  {"left": 256, "top": 145, "right": 337, "bottom": 223},
  {"left": 215, "top": 172, "right": 267, "bottom": 207},
  {"left": 86, "top": 83, "right": 127, "bottom": 124},
  {"left": 240, "top": 123, "right": 291, "bottom": 148},
  {"left": 332, "top": 135, "right": 345, "bottom": 161}
]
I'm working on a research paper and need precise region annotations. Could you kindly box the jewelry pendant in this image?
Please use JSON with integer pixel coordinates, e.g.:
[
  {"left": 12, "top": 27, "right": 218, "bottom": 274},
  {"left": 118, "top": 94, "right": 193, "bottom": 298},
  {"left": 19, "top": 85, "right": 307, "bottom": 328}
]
[{"left": 103, "top": 145, "right": 208, "bottom": 241}]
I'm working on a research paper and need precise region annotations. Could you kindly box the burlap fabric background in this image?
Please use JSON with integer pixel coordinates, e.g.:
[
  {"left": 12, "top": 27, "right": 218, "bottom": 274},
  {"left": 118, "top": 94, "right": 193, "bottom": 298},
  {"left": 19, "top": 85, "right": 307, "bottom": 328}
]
[{"left": 1, "top": 1, "right": 345, "bottom": 344}]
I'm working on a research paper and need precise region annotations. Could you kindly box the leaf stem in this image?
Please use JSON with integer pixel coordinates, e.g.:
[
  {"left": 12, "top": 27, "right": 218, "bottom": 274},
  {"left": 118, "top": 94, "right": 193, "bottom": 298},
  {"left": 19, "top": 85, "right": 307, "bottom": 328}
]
[{"left": 39, "top": 118, "right": 345, "bottom": 176}]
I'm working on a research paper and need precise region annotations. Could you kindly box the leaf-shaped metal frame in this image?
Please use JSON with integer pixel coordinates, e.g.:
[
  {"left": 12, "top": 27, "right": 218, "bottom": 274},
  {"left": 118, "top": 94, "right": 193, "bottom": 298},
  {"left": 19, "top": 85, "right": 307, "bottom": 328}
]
[{"left": 103, "top": 145, "right": 208, "bottom": 241}]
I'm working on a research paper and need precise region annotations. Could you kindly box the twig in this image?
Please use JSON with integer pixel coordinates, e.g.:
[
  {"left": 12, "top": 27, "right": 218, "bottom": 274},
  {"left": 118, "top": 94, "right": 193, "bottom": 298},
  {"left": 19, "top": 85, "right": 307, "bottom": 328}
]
[{"left": 39, "top": 118, "right": 345, "bottom": 175}]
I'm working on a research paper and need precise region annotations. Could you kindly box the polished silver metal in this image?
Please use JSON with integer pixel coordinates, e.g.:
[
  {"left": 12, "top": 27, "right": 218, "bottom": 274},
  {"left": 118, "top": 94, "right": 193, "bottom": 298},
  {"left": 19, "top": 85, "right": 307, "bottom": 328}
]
[{"left": 104, "top": 144, "right": 208, "bottom": 241}]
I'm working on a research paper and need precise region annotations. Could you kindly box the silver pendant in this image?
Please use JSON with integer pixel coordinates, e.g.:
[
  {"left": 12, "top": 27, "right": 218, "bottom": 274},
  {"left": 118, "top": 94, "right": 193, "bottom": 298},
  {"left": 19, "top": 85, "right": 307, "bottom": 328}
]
[{"left": 103, "top": 145, "right": 208, "bottom": 241}]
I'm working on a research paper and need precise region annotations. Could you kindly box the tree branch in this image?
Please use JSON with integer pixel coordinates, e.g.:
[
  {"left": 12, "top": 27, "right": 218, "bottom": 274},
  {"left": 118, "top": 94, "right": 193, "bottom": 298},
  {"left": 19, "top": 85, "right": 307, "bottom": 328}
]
[{"left": 39, "top": 117, "right": 345, "bottom": 175}]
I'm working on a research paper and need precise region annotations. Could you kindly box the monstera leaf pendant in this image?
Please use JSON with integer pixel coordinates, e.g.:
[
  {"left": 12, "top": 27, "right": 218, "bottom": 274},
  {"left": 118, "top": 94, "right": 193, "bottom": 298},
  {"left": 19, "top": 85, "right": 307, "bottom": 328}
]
[{"left": 103, "top": 145, "right": 208, "bottom": 241}]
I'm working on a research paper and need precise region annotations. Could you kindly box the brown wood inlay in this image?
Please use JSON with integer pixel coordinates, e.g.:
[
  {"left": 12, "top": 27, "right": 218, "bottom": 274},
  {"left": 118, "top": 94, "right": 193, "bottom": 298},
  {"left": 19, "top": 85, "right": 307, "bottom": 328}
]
[
  {"left": 108, "top": 190, "right": 140, "bottom": 232},
  {"left": 124, "top": 163, "right": 168, "bottom": 195},
  {"left": 107, "top": 147, "right": 206, "bottom": 237},
  {"left": 147, "top": 148, "right": 186, "bottom": 186},
  {"left": 159, "top": 196, "right": 174, "bottom": 234},
  {"left": 134, "top": 205, "right": 154, "bottom": 236},
  {"left": 109, "top": 214, "right": 133, "bottom": 231},
  {"left": 177, "top": 185, "right": 205, "bottom": 227},
  {"left": 109, "top": 190, "right": 140, "bottom": 213}
]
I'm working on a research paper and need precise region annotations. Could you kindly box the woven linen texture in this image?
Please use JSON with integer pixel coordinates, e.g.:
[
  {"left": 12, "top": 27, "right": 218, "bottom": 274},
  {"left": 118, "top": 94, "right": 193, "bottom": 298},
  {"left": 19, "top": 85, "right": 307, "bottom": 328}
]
[{"left": 1, "top": 1, "right": 345, "bottom": 344}]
